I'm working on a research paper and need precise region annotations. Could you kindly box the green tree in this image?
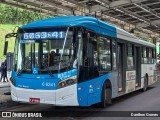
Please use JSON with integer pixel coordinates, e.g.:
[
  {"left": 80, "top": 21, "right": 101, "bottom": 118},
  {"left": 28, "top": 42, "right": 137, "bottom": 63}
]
[{"left": 0, "top": 4, "right": 52, "bottom": 25}]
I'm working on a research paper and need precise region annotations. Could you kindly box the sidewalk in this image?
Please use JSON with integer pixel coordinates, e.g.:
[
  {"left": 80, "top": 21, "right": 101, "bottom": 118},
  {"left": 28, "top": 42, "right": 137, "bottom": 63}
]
[
  {"left": 0, "top": 69, "right": 12, "bottom": 109},
  {"left": 0, "top": 83, "right": 19, "bottom": 109},
  {"left": 0, "top": 71, "right": 10, "bottom": 88},
  {"left": 0, "top": 94, "right": 12, "bottom": 109},
  {"left": 0, "top": 82, "right": 10, "bottom": 88},
  {"left": 0, "top": 83, "right": 12, "bottom": 109}
]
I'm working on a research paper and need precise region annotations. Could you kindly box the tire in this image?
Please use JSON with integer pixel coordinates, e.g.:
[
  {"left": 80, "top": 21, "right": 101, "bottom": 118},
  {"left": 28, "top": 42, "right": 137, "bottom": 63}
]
[
  {"left": 98, "top": 83, "right": 112, "bottom": 108},
  {"left": 142, "top": 76, "right": 148, "bottom": 91},
  {"left": 106, "top": 88, "right": 112, "bottom": 105}
]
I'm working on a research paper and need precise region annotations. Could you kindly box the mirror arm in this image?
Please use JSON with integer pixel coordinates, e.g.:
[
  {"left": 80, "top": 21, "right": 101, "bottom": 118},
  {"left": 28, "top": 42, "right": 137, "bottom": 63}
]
[{"left": 5, "top": 33, "right": 17, "bottom": 38}]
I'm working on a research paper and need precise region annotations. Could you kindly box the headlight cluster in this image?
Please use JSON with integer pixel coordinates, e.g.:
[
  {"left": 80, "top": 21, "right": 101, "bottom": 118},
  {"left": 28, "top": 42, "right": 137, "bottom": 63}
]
[
  {"left": 10, "top": 77, "right": 16, "bottom": 86},
  {"left": 58, "top": 76, "right": 77, "bottom": 89}
]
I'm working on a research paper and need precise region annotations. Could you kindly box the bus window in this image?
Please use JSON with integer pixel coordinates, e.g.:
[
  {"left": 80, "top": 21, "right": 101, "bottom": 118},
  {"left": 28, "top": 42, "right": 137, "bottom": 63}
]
[
  {"left": 141, "top": 47, "right": 143, "bottom": 63},
  {"left": 143, "top": 47, "right": 147, "bottom": 64},
  {"left": 93, "top": 38, "right": 98, "bottom": 68},
  {"left": 14, "top": 38, "right": 19, "bottom": 71},
  {"left": 152, "top": 49, "right": 156, "bottom": 63},
  {"left": 112, "top": 39, "right": 116, "bottom": 70},
  {"left": 127, "top": 44, "right": 134, "bottom": 70},
  {"left": 32, "top": 42, "right": 39, "bottom": 67},
  {"left": 17, "top": 42, "right": 32, "bottom": 73},
  {"left": 77, "top": 31, "right": 83, "bottom": 68},
  {"left": 99, "top": 37, "right": 111, "bottom": 72},
  {"left": 79, "top": 31, "right": 99, "bottom": 82},
  {"left": 148, "top": 48, "right": 152, "bottom": 64},
  {"left": 15, "top": 27, "right": 76, "bottom": 74}
]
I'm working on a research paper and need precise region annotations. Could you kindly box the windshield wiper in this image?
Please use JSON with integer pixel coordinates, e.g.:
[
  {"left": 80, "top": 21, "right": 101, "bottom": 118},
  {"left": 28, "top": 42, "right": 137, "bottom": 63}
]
[
  {"left": 42, "top": 59, "right": 53, "bottom": 77},
  {"left": 17, "top": 60, "right": 31, "bottom": 76}
]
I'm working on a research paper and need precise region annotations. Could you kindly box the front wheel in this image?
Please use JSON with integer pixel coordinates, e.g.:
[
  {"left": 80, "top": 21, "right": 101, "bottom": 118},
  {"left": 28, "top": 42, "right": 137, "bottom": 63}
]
[{"left": 98, "top": 84, "right": 112, "bottom": 108}]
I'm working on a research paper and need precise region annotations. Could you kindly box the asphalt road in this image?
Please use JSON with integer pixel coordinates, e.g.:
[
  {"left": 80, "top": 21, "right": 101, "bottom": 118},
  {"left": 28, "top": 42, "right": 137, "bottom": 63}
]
[
  {"left": 1, "top": 80, "right": 160, "bottom": 120},
  {"left": 0, "top": 87, "right": 10, "bottom": 95}
]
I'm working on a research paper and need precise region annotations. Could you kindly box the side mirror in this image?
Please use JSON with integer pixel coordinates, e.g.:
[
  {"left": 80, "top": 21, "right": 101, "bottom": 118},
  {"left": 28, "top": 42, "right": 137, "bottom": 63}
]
[
  {"left": 3, "top": 41, "right": 8, "bottom": 56},
  {"left": 3, "top": 33, "right": 17, "bottom": 56},
  {"left": 5, "top": 33, "right": 17, "bottom": 38}
]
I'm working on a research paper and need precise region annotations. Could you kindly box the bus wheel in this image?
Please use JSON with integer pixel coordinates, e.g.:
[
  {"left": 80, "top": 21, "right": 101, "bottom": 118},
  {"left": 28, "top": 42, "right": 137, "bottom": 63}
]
[
  {"left": 142, "top": 76, "right": 148, "bottom": 91},
  {"left": 98, "top": 83, "right": 112, "bottom": 108},
  {"left": 106, "top": 88, "right": 112, "bottom": 105}
]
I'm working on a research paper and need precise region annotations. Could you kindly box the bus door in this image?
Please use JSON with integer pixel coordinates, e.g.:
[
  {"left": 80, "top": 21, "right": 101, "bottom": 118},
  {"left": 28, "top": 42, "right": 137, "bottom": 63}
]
[
  {"left": 135, "top": 46, "right": 141, "bottom": 87},
  {"left": 84, "top": 38, "right": 99, "bottom": 80},
  {"left": 79, "top": 32, "right": 99, "bottom": 82},
  {"left": 117, "top": 43, "right": 125, "bottom": 92}
]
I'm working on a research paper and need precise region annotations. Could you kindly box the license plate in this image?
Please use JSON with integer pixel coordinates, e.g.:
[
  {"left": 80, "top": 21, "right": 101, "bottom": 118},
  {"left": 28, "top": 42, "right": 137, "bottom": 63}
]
[{"left": 29, "top": 98, "right": 40, "bottom": 103}]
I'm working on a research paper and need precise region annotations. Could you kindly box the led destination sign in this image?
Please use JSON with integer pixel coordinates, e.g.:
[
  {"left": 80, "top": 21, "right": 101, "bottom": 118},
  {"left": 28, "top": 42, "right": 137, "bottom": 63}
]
[{"left": 23, "top": 31, "right": 66, "bottom": 40}]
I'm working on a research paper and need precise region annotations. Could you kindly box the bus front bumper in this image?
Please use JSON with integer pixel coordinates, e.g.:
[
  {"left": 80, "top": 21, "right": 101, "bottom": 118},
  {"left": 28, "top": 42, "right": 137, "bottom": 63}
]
[{"left": 10, "top": 83, "right": 79, "bottom": 106}]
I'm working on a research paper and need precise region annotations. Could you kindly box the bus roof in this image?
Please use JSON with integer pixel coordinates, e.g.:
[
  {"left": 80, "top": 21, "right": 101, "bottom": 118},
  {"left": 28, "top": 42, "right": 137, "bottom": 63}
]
[{"left": 21, "top": 16, "right": 155, "bottom": 48}]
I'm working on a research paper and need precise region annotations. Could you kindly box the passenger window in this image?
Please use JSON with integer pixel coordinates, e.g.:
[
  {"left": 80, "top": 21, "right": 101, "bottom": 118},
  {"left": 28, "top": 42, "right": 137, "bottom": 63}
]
[
  {"left": 152, "top": 49, "right": 156, "bottom": 63},
  {"left": 141, "top": 47, "right": 143, "bottom": 63},
  {"left": 143, "top": 47, "right": 147, "bottom": 57},
  {"left": 112, "top": 39, "right": 116, "bottom": 70},
  {"left": 99, "top": 37, "right": 111, "bottom": 71},
  {"left": 127, "top": 44, "right": 134, "bottom": 70},
  {"left": 148, "top": 49, "right": 152, "bottom": 64},
  {"left": 143, "top": 47, "right": 147, "bottom": 64}
]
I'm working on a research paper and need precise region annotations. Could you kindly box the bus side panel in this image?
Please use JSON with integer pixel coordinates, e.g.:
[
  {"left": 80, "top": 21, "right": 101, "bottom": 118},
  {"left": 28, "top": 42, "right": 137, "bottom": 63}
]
[
  {"left": 141, "top": 64, "right": 156, "bottom": 88},
  {"left": 77, "top": 79, "right": 101, "bottom": 106},
  {"left": 109, "top": 71, "right": 119, "bottom": 98},
  {"left": 147, "top": 64, "right": 156, "bottom": 85},
  {"left": 77, "top": 73, "right": 118, "bottom": 106}
]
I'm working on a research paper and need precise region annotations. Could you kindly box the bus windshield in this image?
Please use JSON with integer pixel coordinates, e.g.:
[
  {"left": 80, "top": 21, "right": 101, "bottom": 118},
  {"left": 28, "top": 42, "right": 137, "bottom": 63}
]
[{"left": 14, "top": 27, "right": 76, "bottom": 74}]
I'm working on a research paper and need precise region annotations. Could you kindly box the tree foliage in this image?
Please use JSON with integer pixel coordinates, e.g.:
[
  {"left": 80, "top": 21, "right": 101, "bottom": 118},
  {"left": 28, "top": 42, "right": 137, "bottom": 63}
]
[{"left": 0, "top": 4, "right": 51, "bottom": 25}]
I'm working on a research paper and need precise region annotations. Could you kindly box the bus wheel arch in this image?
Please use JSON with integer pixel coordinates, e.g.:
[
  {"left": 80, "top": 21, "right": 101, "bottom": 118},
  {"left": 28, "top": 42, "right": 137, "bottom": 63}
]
[
  {"left": 143, "top": 73, "right": 148, "bottom": 91},
  {"left": 99, "top": 79, "right": 112, "bottom": 108}
]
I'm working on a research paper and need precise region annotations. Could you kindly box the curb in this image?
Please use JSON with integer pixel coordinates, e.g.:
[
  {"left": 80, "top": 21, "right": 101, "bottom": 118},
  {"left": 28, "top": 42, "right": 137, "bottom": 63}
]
[{"left": 0, "top": 83, "right": 10, "bottom": 88}]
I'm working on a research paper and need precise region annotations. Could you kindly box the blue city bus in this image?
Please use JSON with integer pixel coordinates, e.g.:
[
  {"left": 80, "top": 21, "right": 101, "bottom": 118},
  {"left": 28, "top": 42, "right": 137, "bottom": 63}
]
[{"left": 7, "top": 16, "right": 156, "bottom": 107}]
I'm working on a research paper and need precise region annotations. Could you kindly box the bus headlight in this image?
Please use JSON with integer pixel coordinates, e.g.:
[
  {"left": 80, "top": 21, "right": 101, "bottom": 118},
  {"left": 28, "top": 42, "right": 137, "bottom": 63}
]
[
  {"left": 58, "top": 76, "right": 77, "bottom": 89},
  {"left": 10, "top": 77, "right": 16, "bottom": 86}
]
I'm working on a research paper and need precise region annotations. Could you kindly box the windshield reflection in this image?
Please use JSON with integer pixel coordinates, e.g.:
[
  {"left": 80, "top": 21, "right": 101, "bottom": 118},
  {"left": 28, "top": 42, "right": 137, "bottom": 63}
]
[{"left": 15, "top": 28, "right": 75, "bottom": 74}]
